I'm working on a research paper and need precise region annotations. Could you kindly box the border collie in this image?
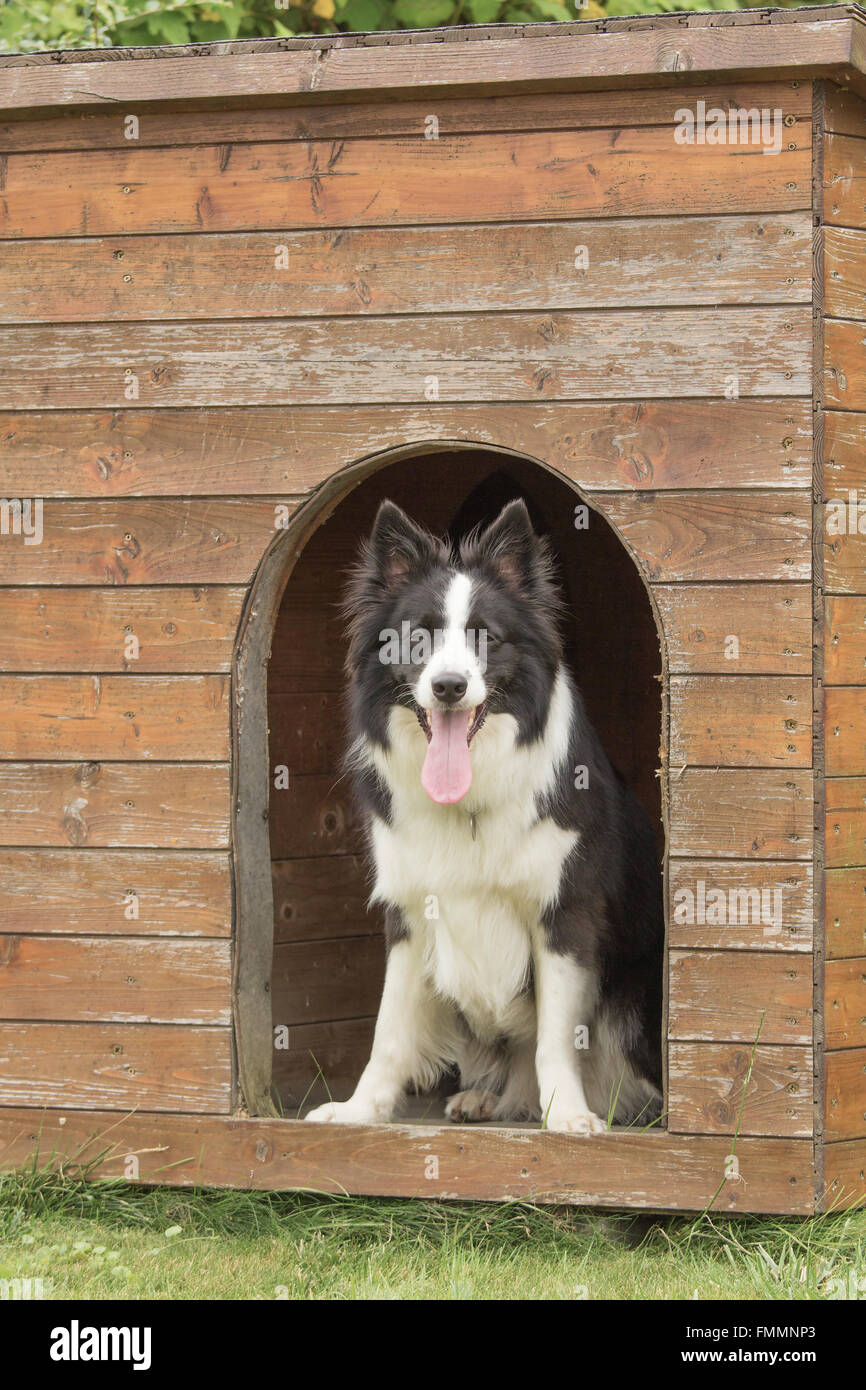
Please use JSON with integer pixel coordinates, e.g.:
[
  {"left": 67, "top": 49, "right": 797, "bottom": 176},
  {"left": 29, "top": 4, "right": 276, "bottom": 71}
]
[{"left": 307, "top": 498, "right": 663, "bottom": 1133}]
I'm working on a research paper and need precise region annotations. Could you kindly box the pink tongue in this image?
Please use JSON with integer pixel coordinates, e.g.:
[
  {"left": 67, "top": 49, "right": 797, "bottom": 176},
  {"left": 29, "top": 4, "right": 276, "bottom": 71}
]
[{"left": 422, "top": 708, "right": 473, "bottom": 805}]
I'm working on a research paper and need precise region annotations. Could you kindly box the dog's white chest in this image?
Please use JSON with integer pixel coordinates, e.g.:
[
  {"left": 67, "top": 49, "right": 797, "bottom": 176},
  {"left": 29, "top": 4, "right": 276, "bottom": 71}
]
[{"left": 371, "top": 797, "right": 577, "bottom": 1037}]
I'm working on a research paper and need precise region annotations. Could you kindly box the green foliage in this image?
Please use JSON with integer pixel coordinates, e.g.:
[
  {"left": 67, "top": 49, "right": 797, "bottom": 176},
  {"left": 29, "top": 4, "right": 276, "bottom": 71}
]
[{"left": 0, "top": 0, "right": 837, "bottom": 58}]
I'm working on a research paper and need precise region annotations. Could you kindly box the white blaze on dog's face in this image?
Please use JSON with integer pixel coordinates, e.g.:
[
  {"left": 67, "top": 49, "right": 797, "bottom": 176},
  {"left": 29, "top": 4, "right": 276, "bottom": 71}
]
[{"left": 413, "top": 572, "right": 489, "bottom": 806}]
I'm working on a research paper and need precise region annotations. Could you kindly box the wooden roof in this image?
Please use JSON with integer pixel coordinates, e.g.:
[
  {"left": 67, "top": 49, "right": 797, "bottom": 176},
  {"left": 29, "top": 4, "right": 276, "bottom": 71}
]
[{"left": 1, "top": 5, "right": 865, "bottom": 114}]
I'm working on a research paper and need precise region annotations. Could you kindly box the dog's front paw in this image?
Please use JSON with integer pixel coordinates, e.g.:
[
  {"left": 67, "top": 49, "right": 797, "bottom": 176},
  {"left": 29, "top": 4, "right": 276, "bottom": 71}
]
[
  {"left": 544, "top": 1107, "right": 607, "bottom": 1136},
  {"left": 445, "top": 1089, "right": 497, "bottom": 1123},
  {"left": 305, "top": 1100, "right": 381, "bottom": 1125}
]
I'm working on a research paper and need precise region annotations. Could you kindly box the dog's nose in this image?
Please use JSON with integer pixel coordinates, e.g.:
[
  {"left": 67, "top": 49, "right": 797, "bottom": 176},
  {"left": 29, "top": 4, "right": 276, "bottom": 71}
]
[{"left": 432, "top": 673, "right": 468, "bottom": 704}]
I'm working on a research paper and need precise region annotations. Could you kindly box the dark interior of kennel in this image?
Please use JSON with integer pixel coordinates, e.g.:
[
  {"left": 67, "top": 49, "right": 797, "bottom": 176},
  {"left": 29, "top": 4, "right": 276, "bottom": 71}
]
[{"left": 267, "top": 450, "right": 663, "bottom": 1115}]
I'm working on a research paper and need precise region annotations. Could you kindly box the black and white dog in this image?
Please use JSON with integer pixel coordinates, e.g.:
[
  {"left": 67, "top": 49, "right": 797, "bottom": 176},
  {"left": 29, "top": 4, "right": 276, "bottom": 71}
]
[{"left": 307, "top": 497, "right": 663, "bottom": 1133}]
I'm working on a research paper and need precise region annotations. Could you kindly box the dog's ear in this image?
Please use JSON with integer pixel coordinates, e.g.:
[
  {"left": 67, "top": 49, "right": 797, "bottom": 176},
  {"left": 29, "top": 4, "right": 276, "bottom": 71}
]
[
  {"left": 368, "top": 500, "right": 439, "bottom": 590},
  {"left": 467, "top": 498, "right": 540, "bottom": 590}
]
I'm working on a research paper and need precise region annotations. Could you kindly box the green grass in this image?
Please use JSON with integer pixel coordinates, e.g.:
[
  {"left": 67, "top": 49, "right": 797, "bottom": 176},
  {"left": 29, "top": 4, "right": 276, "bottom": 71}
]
[{"left": 1, "top": 1159, "right": 865, "bottom": 1300}]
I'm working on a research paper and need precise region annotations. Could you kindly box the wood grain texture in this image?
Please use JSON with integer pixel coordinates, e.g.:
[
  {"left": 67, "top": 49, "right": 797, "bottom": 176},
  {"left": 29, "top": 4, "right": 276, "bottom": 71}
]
[
  {"left": 0, "top": 216, "right": 813, "bottom": 324},
  {"left": 826, "top": 867, "right": 866, "bottom": 958},
  {"left": 0, "top": 83, "right": 813, "bottom": 152},
  {"left": 0, "top": 1022, "right": 231, "bottom": 1112},
  {"left": 669, "top": 675, "right": 812, "bottom": 767},
  {"left": 826, "top": 776, "right": 866, "bottom": 867},
  {"left": 0, "top": 500, "right": 283, "bottom": 586},
  {"left": 668, "top": 950, "right": 813, "bottom": 1044},
  {"left": 0, "top": 762, "right": 230, "bottom": 848},
  {"left": 0, "top": 310, "right": 812, "bottom": 410},
  {"left": 825, "top": 687, "right": 866, "bottom": 774},
  {"left": 825, "top": 317, "right": 866, "bottom": 408},
  {"left": 0, "top": 936, "right": 231, "bottom": 1023},
  {"left": 825, "top": 958, "right": 866, "bottom": 1049},
  {"left": 824, "top": 408, "right": 866, "bottom": 496},
  {"left": 0, "top": 130, "right": 811, "bottom": 240},
  {"left": 0, "top": 22, "right": 837, "bottom": 116},
  {"left": 668, "top": 1043, "right": 813, "bottom": 1137},
  {"left": 667, "top": 860, "right": 812, "bottom": 951},
  {"left": 824, "top": 132, "right": 866, "bottom": 228},
  {"left": 0, "top": 588, "right": 246, "bottom": 673},
  {"left": 0, "top": 402, "right": 812, "bottom": 498},
  {"left": 272, "top": 936, "right": 385, "bottom": 1027},
  {"left": 269, "top": 775, "right": 364, "bottom": 860},
  {"left": 0, "top": 675, "right": 229, "bottom": 760},
  {"left": 272, "top": 1017, "right": 375, "bottom": 1109},
  {"left": 824, "top": 1048, "right": 866, "bottom": 1140},
  {"left": 823, "top": 1139, "right": 866, "bottom": 1210},
  {"left": 599, "top": 491, "right": 812, "bottom": 583},
  {"left": 825, "top": 596, "right": 866, "bottom": 681},
  {"left": 655, "top": 583, "right": 812, "bottom": 675},
  {"left": 668, "top": 769, "right": 813, "bottom": 859},
  {"left": 823, "top": 224, "right": 866, "bottom": 318},
  {"left": 825, "top": 81, "right": 866, "bottom": 137},
  {"left": 0, "top": 1107, "right": 816, "bottom": 1212},
  {"left": 268, "top": 693, "right": 350, "bottom": 775},
  {"left": 0, "top": 848, "right": 231, "bottom": 935},
  {"left": 272, "top": 856, "right": 379, "bottom": 944}
]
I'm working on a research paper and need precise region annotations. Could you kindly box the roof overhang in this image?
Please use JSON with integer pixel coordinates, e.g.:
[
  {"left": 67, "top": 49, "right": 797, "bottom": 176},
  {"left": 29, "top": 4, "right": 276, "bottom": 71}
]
[{"left": 0, "top": 6, "right": 865, "bottom": 118}]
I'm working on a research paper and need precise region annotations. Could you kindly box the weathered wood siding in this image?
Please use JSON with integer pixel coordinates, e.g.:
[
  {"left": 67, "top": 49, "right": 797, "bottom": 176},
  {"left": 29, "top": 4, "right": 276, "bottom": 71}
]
[
  {"left": 0, "top": 74, "right": 819, "bottom": 1213},
  {"left": 821, "top": 83, "right": 866, "bottom": 1209}
]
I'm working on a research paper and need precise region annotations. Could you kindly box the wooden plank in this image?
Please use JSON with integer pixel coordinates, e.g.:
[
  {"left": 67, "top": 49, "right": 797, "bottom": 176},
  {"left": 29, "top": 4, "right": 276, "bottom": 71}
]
[
  {"left": 0, "top": 401, "right": 812, "bottom": 498},
  {"left": 0, "top": 129, "right": 812, "bottom": 240},
  {"left": 825, "top": 596, "right": 866, "bottom": 681},
  {"left": 824, "top": 225, "right": 866, "bottom": 318},
  {"left": 825, "top": 82, "right": 866, "bottom": 137},
  {"left": 0, "top": 83, "right": 813, "bottom": 152},
  {"left": 668, "top": 769, "right": 813, "bottom": 860},
  {"left": 826, "top": 687, "right": 866, "bottom": 774},
  {"left": 0, "top": 848, "right": 231, "bottom": 936},
  {"left": 0, "top": 1023, "right": 231, "bottom": 1112},
  {"left": 825, "top": 317, "right": 866, "bottom": 409},
  {"left": 0, "top": 216, "right": 814, "bottom": 324},
  {"left": 824, "top": 408, "right": 866, "bottom": 495},
  {"left": 826, "top": 776, "right": 866, "bottom": 867},
  {"left": 669, "top": 675, "right": 812, "bottom": 767},
  {"left": 0, "top": 675, "right": 229, "bottom": 760},
  {"left": 0, "top": 936, "right": 231, "bottom": 1023},
  {"left": 0, "top": 762, "right": 230, "bottom": 849},
  {"left": 0, "top": 309, "right": 813, "bottom": 410},
  {"left": 825, "top": 1048, "right": 866, "bottom": 1140},
  {"left": 0, "top": 588, "right": 246, "bottom": 673},
  {"left": 667, "top": 860, "right": 813, "bottom": 951},
  {"left": 272, "top": 857, "right": 379, "bottom": 944},
  {"left": 824, "top": 132, "right": 866, "bottom": 229},
  {"left": 826, "top": 867, "right": 866, "bottom": 958},
  {"left": 599, "top": 491, "right": 812, "bottom": 583},
  {"left": 0, "top": 1107, "right": 815, "bottom": 1213},
  {"left": 668, "top": 950, "right": 813, "bottom": 1044},
  {"left": 0, "top": 22, "right": 839, "bottom": 114},
  {"left": 0, "top": 499, "right": 283, "bottom": 586},
  {"left": 271, "top": 937, "right": 386, "bottom": 1027},
  {"left": 826, "top": 958, "right": 866, "bottom": 1050},
  {"left": 273, "top": 1017, "right": 376, "bottom": 1109},
  {"left": 268, "top": 693, "right": 349, "bottom": 775},
  {"left": 668, "top": 1042, "right": 813, "bottom": 1137},
  {"left": 655, "top": 583, "right": 812, "bottom": 675},
  {"left": 823, "top": 1139, "right": 866, "bottom": 1210},
  {"left": 269, "top": 774, "right": 364, "bottom": 860}
]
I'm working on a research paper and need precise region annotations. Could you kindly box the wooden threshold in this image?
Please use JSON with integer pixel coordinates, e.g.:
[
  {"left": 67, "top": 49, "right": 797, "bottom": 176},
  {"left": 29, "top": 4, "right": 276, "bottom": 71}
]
[{"left": 0, "top": 1108, "right": 815, "bottom": 1215}]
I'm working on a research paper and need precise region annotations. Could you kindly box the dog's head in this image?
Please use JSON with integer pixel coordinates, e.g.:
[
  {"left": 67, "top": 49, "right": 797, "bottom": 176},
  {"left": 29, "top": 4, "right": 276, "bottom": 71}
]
[{"left": 345, "top": 497, "right": 564, "bottom": 804}]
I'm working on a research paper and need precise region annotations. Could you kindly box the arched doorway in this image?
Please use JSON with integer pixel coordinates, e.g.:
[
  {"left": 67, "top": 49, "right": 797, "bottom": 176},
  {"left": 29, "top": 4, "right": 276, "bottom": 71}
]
[{"left": 233, "top": 443, "right": 665, "bottom": 1120}]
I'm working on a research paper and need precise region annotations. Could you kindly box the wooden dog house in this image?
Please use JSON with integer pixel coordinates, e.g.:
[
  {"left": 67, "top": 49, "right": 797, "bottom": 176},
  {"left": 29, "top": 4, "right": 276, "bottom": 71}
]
[{"left": 1, "top": 7, "right": 865, "bottom": 1214}]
